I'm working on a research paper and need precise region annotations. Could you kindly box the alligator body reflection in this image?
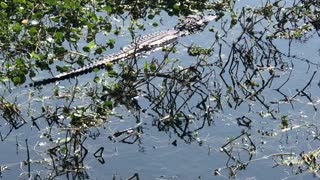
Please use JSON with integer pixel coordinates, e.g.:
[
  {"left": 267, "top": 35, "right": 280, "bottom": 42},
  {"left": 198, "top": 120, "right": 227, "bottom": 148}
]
[{"left": 29, "top": 14, "right": 216, "bottom": 87}]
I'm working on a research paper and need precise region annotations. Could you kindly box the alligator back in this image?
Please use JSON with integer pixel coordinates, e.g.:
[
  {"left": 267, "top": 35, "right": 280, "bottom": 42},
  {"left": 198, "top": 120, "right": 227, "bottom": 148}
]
[
  {"left": 29, "top": 29, "right": 180, "bottom": 87},
  {"left": 28, "top": 14, "right": 216, "bottom": 87}
]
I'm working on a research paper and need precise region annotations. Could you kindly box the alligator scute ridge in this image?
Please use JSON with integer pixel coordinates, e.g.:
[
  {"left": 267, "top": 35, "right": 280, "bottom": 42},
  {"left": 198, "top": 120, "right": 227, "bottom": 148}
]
[{"left": 28, "top": 14, "right": 216, "bottom": 87}]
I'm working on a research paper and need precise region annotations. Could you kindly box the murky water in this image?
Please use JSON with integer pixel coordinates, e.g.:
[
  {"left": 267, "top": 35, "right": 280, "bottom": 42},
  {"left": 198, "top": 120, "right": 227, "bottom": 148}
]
[{"left": 1, "top": 1, "right": 320, "bottom": 179}]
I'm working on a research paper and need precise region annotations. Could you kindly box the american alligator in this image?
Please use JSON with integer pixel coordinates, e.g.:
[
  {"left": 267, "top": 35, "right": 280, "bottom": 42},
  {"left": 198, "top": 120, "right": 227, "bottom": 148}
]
[{"left": 29, "top": 14, "right": 216, "bottom": 87}]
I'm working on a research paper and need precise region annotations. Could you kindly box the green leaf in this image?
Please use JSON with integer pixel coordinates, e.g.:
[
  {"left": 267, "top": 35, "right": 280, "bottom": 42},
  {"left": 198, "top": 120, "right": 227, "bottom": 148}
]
[
  {"left": 13, "top": 0, "right": 26, "bottom": 3},
  {"left": 281, "top": 116, "right": 288, "bottom": 129},
  {"left": 0, "top": 76, "right": 9, "bottom": 83},
  {"left": 29, "top": 70, "right": 36, "bottom": 78},
  {"left": 29, "top": 27, "right": 38, "bottom": 36},
  {"left": 77, "top": 57, "right": 85, "bottom": 66},
  {"left": 147, "top": 14, "right": 155, "bottom": 19},
  {"left": 114, "top": 29, "right": 121, "bottom": 35},
  {"left": 87, "top": 40, "right": 96, "bottom": 49},
  {"left": 104, "top": 6, "right": 112, "bottom": 14},
  {"left": 105, "top": 62, "right": 113, "bottom": 71},
  {"left": 56, "top": 65, "right": 70, "bottom": 73},
  {"left": 13, "top": 23, "right": 22, "bottom": 32},
  {"left": 30, "top": 51, "right": 41, "bottom": 60},
  {"left": 230, "top": 12, "right": 238, "bottom": 27},
  {"left": 103, "top": 101, "right": 113, "bottom": 109},
  {"left": 55, "top": 31, "right": 64, "bottom": 42},
  {"left": 108, "top": 70, "right": 117, "bottom": 77},
  {"left": 152, "top": 22, "right": 158, "bottom": 27},
  {"left": 173, "top": 4, "right": 180, "bottom": 11},
  {"left": 92, "top": 67, "right": 99, "bottom": 73},
  {"left": 12, "top": 76, "right": 25, "bottom": 85},
  {"left": 54, "top": 47, "right": 67, "bottom": 57},
  {"left": 0, "top": 2, "right": 8, "bottom": 8},
  {"left": 137, "top": 23, "right": 144, "bottom": 30},
  {"left": 150, "top": 62, "right": 157, "bottom": 72},
  {"left": 53, "top": 88, "right": 59, "bottom": 96},
  {"left": 107, "top": 39, "right": 115, "bottom": 49},
  {"left": 83, "top": 46, "right": 90, "bottom": 52},
  {"left": 113, "top": 83, "right": 120, "bottom": 91},
  {"left": 45, "top": 0, "right": 56, "bottom": 5},
  {"left": 94, "top": 76, "right": 100, "bottom": 83},
  {"left": 144, "top": 61, "right": 149, "bottom": 73},
  {"left": 95, "top": 47, "right": 104, "bottom": 54}
]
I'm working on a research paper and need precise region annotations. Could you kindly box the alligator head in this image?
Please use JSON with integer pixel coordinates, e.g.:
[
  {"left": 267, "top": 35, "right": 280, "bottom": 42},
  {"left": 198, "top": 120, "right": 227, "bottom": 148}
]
[{"left": 174, "top": 14, "right": 216, "bottom": 34}]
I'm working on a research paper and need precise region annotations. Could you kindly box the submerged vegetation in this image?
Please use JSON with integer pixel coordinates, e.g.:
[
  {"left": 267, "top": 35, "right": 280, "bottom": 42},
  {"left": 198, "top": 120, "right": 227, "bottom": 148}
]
[{"left": 0, "top": 0, "right": 320, "bottom": 179}]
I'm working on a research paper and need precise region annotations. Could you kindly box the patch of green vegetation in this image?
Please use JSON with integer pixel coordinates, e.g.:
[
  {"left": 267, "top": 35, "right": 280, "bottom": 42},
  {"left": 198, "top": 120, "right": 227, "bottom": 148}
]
[{"left": 187, "top": 46, "right": 213, "bottom": 56}]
